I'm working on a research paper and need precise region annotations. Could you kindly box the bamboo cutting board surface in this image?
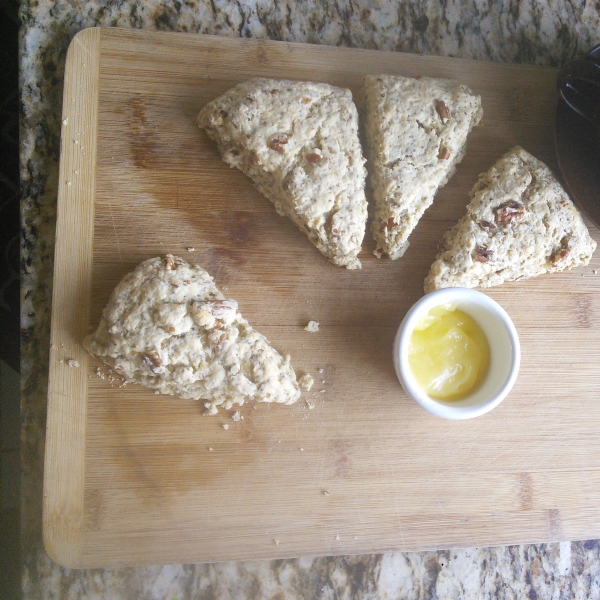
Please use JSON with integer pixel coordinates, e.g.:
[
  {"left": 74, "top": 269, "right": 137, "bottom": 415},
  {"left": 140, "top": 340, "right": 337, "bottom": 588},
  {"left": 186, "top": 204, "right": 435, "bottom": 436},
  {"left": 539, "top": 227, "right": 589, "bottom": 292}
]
[{"left": 44, "top": 27, "right": 600, "bottom": 568}]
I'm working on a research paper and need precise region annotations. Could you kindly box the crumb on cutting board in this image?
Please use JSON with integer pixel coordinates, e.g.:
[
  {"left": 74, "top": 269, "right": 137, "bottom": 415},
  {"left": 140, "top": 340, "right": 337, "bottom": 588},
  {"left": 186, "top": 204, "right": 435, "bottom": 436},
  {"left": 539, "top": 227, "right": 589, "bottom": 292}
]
[
  {"left": 299, "top": 373, "right": 314, "bottom": 391},
  {"left": 305, "top": 320, "right": 319, "bottom": 332}
]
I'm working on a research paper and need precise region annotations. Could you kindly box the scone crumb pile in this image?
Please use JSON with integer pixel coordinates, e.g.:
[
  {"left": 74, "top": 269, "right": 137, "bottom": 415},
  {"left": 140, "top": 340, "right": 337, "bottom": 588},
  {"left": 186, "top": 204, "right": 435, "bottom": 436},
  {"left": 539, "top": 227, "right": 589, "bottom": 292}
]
[
  {"left": 94, "top": 366, "right": 127, "bottom": 388},
  {"left": 83, "top": 255, "right": 301, "bottom": 412}
]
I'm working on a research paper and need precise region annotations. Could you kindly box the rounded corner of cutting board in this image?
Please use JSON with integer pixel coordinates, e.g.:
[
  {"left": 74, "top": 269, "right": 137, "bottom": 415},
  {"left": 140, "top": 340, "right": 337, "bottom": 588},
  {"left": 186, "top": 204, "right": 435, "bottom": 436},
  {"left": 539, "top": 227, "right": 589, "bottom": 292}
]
[
  {"left": 42, "top": 522, "right": 83, "bottom": 570},
  {"left": 66, "top": 26, "right": 102, "bottom": 59}
]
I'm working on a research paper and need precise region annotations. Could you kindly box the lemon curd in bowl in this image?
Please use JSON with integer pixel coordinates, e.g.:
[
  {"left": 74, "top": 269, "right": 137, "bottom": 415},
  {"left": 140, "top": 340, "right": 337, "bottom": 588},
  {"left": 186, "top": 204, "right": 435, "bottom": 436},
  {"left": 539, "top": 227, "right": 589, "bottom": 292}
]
[
  {"left": 408, "top": 304, "right": 490, "bottom": 401},
  {"left": 394, "top": 288, "right": 520, "bottom": 420}
]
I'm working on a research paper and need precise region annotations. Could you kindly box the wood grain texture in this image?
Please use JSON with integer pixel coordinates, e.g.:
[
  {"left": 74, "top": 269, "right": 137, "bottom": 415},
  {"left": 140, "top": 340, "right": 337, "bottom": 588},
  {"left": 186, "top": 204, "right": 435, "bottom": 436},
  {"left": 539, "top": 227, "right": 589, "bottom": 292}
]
[{"left": 45, "top": 28, "right": 600, "bottom": 568}]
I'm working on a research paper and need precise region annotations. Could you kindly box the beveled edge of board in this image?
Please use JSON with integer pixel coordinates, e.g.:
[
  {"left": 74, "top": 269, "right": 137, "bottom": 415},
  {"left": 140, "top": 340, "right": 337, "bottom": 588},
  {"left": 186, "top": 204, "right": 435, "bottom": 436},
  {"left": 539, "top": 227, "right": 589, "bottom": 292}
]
[
  {"left": 43, "top": 27, "right": 102, "bottom": 569},
  {"left": 99, "top": 26, "right": 558, "bottom": 81}
]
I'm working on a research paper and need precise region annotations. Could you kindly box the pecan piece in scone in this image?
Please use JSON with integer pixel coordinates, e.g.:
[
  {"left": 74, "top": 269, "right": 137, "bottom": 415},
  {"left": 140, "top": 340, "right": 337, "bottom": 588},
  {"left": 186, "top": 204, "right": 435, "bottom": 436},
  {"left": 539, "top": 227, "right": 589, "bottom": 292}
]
[
  {"left": 479, "top": 220, "right": 496, "bottom": 230},
  {"left": 435, "top": 99, "right": 451, "bottom": 122},
  {"left": 142, "top": 351, "right": 162, "bottom": 373},
  {"left": 495, "top": 201, "right": 525, "bottom": 223},
  {"left": 474, "top": 246, "right": 493, "bottom": 263},
  {"left": 164, "top": 254, "right": 185, "bottom": 270},
  {"left": 379, "top": 217, "right": 398, "bottom": 232},
  {"left": 550, "top": 236, "right": 574, "bottom": 264},
  {"left": 268, "top": 133, "right": 290, "bottom": 153}
]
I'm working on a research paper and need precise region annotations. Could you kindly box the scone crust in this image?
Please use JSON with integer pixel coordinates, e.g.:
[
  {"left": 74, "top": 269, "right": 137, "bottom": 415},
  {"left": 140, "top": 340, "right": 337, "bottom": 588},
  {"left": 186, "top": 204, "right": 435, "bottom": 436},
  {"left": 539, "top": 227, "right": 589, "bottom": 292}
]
[
  {"left": 197, "top": 78, "right": 368, "bottom": 269},
  {"left": 364, "top": 74, "right": 483, "bottom": 259},
  {"left": 83, "top": 255, "right": 300, "bottom": 411},
  {"left": 424, "top": 146, "right": 597, "bottom": 292}
]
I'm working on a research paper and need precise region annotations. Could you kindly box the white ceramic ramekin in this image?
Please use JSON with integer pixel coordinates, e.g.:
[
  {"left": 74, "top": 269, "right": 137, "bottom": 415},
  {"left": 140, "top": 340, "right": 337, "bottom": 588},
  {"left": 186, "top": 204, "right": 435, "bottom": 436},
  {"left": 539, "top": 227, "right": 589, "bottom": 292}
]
[{"left": 393, "top": 288, "right": 520, "bottom": 420}]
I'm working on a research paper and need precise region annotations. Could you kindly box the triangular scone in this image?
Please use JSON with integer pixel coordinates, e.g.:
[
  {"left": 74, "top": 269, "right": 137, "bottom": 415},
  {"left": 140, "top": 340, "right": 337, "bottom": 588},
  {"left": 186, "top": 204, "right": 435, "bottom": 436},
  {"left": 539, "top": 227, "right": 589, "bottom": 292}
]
[
  {"left": 197, "top": 78, "right": 368, "bottom": 269},
  {"left": 83, "top": 255, "right": 301, "bottom": 414},
  {"left": 364, "top": 75, "right": 483, "bottom": 259},
  {"left": 424, "top": 147, "right": 597, "bottom": 292}
]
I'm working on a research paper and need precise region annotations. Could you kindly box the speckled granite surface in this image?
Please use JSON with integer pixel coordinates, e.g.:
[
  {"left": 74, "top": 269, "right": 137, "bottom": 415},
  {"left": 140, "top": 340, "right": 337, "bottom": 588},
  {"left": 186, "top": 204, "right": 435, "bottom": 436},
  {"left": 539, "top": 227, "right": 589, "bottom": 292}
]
[{"left": 20, "top": 1, "right": 600, "bottom": 598}]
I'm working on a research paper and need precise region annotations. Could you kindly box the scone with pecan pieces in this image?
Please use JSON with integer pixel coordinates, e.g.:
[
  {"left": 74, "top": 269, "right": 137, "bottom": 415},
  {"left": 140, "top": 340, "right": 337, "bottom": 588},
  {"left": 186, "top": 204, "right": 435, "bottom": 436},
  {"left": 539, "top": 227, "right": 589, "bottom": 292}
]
[
  {"left": 364, "top": 75, "right": 483, "bottom": 259},
  {"left": 424, "top": 146, "right": 596, "bottom": 292},
  {"left": 83, "top": 255, "right": 301, "bottom": 414},
  {"left": 197, "top": 78, "right": 368, "bottom": 269}
]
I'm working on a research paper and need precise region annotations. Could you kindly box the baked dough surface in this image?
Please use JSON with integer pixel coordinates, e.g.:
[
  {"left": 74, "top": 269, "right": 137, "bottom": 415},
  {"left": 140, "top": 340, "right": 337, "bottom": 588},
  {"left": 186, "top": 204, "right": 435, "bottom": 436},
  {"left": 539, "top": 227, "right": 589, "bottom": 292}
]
[
  {"left": 364, "top": 74, "right": 483, "bottom": 259},
  {"left": 198, "top": 78, "right": 368, "bottom": 269},
  {"left": 424, "top": 146, "right": 597, "bottom": 292},
  {"left": 83, "top": 255, "right": 301, "bottom": 413}
]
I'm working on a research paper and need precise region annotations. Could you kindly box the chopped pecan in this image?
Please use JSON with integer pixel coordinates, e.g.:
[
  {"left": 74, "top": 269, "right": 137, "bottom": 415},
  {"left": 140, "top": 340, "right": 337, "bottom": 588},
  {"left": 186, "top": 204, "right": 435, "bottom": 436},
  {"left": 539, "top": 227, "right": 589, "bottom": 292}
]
[
  {"left": 216, "top": 333, "right": 227, "bottom": 350},
  {"left": 192, "top": 300, "right": 238, "bottom": 330},
  {"left": 561, "top": 235, "right": 573, "bottom": 248},
  {"left": 379, "top": 217, "right": 398, "bottom": 232},
  {"left": 302, "top": 97, "right": 311, "bottom": 104},
  {"left": 479, "top": 220, "right": 496, "bottom": 230},
  {"left": 219, "top": 109, "right": 228, "bottom": 119},
  {"left": 142, "top": 351, "right": 162, "bottom": 372},
  {"left": 551, "top": 248, "right": 570, "bottom": 263},
  {"left": 474, "top": 246, "right": 493, "bottom": 263},
  {"left": 306, "top": 152, "right": 322, "bottom": 164},
  {"left": 550, "top": 236, "right": 573, "bottom": 264},
  {"left": 270, "top": 89, "right": 279, "bottom": 95},
  {"left": 435, "top": 99, "right": 451, "bottom": 121},
  {"left": 438, "top": 146, "right": 450, "bottom": 160},
  {"left": 164, "top": 254, "right": 184, "bottom": 270},
  {"left": 495, "top": 201, "right": 525, "bottom": 223},
  {"left": 209, "top": 300, "right": 238, "bottom": 319},
  {"left": 268, "top": 133, "right": 290, "bottom": 153}
]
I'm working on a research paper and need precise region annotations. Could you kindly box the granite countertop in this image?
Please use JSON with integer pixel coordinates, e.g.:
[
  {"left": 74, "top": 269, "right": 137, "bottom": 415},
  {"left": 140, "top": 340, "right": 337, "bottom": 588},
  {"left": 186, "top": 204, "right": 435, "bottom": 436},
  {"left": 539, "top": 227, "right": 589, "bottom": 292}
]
[{"left": 20, "top": 1, "right": 600, "bottom": 598}]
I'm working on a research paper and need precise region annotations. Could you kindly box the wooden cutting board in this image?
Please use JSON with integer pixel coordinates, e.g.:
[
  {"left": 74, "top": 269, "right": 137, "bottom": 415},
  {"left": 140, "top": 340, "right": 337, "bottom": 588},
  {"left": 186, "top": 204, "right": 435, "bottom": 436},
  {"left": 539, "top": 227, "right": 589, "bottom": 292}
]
[{"left": 44, "top": 27, "right": 600, "bottom": 568}]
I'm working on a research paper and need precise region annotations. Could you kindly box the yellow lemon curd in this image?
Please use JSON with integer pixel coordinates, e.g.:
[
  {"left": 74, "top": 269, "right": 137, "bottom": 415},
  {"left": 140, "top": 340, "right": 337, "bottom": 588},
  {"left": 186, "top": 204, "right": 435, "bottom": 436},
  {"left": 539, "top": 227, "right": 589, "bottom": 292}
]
[{"left": 408, "top": 304, "right": 490, "bottom": 401}]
